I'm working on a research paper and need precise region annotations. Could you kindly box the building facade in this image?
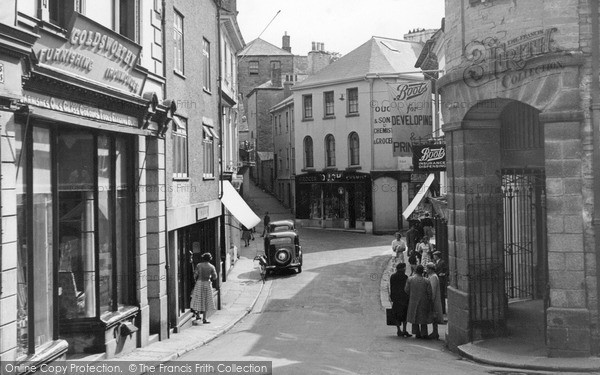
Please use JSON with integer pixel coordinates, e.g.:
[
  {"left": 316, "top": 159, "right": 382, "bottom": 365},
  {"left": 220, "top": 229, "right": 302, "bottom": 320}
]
[
  {"left": 270, "top": 94, "right": 295, "bottom": 210},
  {"left": 292, "top": 37, "right": 429, "bottom": 234},
  {"left": 438, "top": 0, "right": 600, "bottom": 357}
]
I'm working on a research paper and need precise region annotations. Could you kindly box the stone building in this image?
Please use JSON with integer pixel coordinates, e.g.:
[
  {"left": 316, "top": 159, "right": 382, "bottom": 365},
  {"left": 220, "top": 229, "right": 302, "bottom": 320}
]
[{"left": 437, "top": 0, "right": 600, "bottom": 357}]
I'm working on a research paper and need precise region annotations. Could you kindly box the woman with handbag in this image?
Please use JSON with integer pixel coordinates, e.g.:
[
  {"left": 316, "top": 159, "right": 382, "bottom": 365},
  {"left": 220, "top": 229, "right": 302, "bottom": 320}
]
[{"left": 190, "top": 252, "right": 218, "bottom": 324}]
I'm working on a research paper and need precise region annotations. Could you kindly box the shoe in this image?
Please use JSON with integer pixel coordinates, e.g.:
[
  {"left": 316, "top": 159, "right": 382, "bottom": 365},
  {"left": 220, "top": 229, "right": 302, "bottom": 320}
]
[
  {"left": 203, "top": 320, "right": 210, "bottom": 324},
  {"left": 402, "top": 331, "right": 412, "bottom": 337},
  {"left": 428, "top": 333, "right": 439, "bottom": 340}
]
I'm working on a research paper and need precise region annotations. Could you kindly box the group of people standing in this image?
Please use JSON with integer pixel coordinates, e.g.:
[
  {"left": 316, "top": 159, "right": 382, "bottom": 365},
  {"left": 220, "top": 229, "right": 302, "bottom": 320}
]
[{"left": 388, "top": 223, "right": 448, "bottom": 339}]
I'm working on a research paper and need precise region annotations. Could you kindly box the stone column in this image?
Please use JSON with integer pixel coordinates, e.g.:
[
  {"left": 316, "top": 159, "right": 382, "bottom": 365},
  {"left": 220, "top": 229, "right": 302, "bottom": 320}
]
[
  {"left": 541, "top": 111, "right": 591, "bottom": 357},
  {"left": 146, "top": 138, "right": 168, "bottom": 339},
  {"left": 135, "top": 135, "right": 149, "bottom": 347},
  {"left": 444, "top": 119, "right": 504, "bottom": 350}
]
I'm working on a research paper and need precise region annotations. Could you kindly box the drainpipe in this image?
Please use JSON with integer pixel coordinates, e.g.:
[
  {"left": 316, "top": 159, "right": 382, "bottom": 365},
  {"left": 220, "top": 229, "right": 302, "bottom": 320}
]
[
  {"left": 217, "top": 0, "right": 226, "bottom": 309},
  {"left": 161, "top": 0, "right": 171, "bottom": 338},
  {"left": 590, "top": 0, "right": 600, "bottom": 353}
]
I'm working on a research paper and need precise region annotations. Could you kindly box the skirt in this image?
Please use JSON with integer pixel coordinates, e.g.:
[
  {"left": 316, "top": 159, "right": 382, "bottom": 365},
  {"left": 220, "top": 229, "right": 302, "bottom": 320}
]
[
  {"left": 391, "top": 301, "right": 408, "bottom": 323},
  {"left": 190, "top": 280, "right": 215, "bottom": 313}
]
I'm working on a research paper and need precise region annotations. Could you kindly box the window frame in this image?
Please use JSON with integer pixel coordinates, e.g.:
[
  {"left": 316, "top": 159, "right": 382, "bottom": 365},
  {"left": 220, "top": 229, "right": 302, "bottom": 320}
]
[
  {"left": 324, "top": 91, "right": 335, "bottom": 118},
  {"left": 348, "top": 132, "right": 360, "bottom": 166},
  {"left": 203, "top": 124, "right": 215, "bottom": 178},
  {"left": 347, "top": 87, "right": 359, "bottom": 115},
  {"left": 172, "top": 116, "right": 189, "bottom": 179},
  {"left": 325, "top": 134, "right": 336, "bottom": 167},
  {"left": 173, "top": 9, "right": 184, "bottom": 75},
  {"left": 249, "top": 61, "right": 259, "bottom": 75},
  {"left": 303, "top": 136, "right": 314, "bottom": 168},
  {"left": 303, "top": 94, "right": 313, "bottom": 120},
  {"left": 203, "top": 38, "right": 211, "bottom": 92}
]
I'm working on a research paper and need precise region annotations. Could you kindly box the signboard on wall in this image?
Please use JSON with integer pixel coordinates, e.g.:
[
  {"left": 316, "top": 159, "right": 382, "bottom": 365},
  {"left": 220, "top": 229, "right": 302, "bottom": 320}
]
[
  {"left": 412, "top": 144, "right": 446, "bottom": 171},
  {"left": 371, "top": 80, "right": 433, "bottom": 170},
  {"left": 31, "top": 13, "right": 145, "bottom": 95}
]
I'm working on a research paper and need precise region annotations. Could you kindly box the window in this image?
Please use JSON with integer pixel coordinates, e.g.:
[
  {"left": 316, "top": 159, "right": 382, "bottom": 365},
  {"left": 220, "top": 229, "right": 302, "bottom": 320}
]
[
  {"left": 324, "top": 91, "right": 335, "bottom": 117},
  {"left": 347, "top": 88, "right": 359, "bottom": 115},
  {"left": 303, "top": 136, "right": 314, "bottom": 168},
  {"left": 203, "top": 39, "right": 211, "bottom": 92},
  {"left": 349, "top": 132, "right": 360, "bottom": 166},
  {"left": 203, "top": 125, "right": 215, "bottom": 178},
  {"left": 49, "top": 0, "right": 85, "bottom": 28},
  {"left": 278, "top": 150, "right": 283, "bottom": 171},
  {"left": 286, "top": 148, "right": 290, "bottom": 171},
  {"left": 174, "top": 11, "right": 184, "bottom": 74},
  {"left": 291, "top": 147, "right": 296, "bottom": 173},
  {"left": 325, "top": 134, "right": 336, "bottom": 167},
  {"left": 303, "top": 95, "right": 313, "bottom": 120},
  {"left": 249, "top": 61, "right": 259, "bottom": 75},
  {"left": 286, "top": 112, "right": 289, "bottom": 133},
  {"left": 279, "top": 115, "right": 282, "bottom": 135},
  {"left": 173, "top": 116, "right": 188, "bottom": 178}
]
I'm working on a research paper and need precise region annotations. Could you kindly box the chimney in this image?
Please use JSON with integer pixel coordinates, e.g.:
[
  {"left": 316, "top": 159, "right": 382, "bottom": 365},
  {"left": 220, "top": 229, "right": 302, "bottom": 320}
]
[
  {"left": 283, "top": 81, "right": 293, "bottom": 98},
  {"left": 282, "top": 31, "right": 291, "bottom": 53},
  {"left": 311, "top": 41, "right": 317, "bottom": 51},
  {"left": 272, "top": 68, "right": 282, "bottom": 88},
  {"left": 320, "top": 42, "right": 325, "bottom": 51}
]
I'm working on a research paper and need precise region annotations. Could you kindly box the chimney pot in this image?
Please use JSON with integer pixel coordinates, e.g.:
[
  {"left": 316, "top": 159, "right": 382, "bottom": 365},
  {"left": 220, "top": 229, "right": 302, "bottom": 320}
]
[{"left": 312, "top": 41, "right": 316, "bottom": 51}]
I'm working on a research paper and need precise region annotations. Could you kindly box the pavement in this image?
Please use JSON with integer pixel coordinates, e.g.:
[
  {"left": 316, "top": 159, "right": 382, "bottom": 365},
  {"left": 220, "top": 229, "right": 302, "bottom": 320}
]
[
  {"left": 105, "top": 180, "right": 600, "bottom": 373},
  {"left": 379, "top": 255, "right": 600, "bottom": 373}
]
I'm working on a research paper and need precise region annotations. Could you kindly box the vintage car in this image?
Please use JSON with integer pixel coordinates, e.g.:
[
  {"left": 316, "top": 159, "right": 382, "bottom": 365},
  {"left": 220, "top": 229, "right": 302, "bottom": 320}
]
[
  {"left": 256, "top": 230, "right": 302, "bottom": 277},
  {"left": 266, "top": 219, "right": 296, "bottom": 234}
]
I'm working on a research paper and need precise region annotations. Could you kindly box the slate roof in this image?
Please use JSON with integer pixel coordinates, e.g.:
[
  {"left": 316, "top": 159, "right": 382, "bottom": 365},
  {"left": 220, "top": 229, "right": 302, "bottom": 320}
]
[
  {"left": 294, "top": 37, "right": 423, "bottom": 88},
  {"left": 238, "top": 38, "right": 293, "bottom": 57}
]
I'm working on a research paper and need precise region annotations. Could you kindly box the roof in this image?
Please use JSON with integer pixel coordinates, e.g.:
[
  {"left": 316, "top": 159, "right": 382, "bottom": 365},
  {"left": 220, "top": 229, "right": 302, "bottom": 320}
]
[
  {"left": 294, "top": 36, "right": 424, "bottom": 89},
  {"left": 270, "top": 95, "right": 294, "bottom": 113},
  {"left": 246, "top": 80, "right": 284, "bottom": 97},
  {"left": 238, "top": 38, "right": 293, "bottom": 57}
]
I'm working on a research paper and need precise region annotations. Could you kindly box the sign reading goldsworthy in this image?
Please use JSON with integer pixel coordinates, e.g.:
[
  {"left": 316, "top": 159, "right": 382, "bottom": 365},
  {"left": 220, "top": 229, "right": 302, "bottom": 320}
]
[
  {"left": 32, "top": 13, "right": 145, "bottom": 95},
  {"left": 412, "top": 144, "right": 446, "bottom": 171}
]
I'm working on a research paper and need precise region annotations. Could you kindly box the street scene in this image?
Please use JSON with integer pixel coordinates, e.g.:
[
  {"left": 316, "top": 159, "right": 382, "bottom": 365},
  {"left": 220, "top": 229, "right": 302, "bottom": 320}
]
[{"left": 2, "top": 0, "right": 600, "bottom": 374}]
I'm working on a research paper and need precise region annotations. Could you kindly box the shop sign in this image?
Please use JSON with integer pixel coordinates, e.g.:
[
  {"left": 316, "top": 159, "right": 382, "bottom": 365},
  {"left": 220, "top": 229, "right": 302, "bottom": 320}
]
[
  {"left": 196, "top": 206, "right": 209, "bottom": 221},
  {"left": 412, "top": 144, "right": 446, "bottom": 171},
  {"left": 296, "top": 172, "right": 370, "bottom": 184},
  {"left": 371, "top": 80, "right": 433, "bottom": 161},
  {"left": 463, "top": 28, "right": 561, "bottom": 89},
  {"left": 32, "top": 13, "right": 145, "bottom": 95},
  {"left": 410, "top": 173, "right": 428, "bottom": 183},
  {"left": 23, "top": 92, "right": 137, "bottom": 127}
]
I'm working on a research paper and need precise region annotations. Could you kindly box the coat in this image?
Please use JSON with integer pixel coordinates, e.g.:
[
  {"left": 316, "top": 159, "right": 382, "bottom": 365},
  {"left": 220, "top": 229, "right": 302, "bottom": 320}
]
[
  {"left": 428, "top": 273, "right": 444, "bottom": 323},
  {"left": 389, "top": 271, "right": 409, "bottom": 322},
  {"left": 404, "top": 274, "right": 433, "bottom": 324}
]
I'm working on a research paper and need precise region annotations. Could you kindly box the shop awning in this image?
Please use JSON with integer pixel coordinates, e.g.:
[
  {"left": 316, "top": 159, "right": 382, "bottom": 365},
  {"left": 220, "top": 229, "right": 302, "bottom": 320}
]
[
  {"left": 221, "top": 180, "right": 261, "bottom": 229},
  {"left": 402, "top": 173, "right": 435, "bottom": 220}
]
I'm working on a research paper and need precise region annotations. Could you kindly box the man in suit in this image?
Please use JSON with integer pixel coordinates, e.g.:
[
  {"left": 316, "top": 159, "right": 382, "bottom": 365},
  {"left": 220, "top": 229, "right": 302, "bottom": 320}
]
[{"left": 389, "top": 263, "right": 411, "bottom": 337}]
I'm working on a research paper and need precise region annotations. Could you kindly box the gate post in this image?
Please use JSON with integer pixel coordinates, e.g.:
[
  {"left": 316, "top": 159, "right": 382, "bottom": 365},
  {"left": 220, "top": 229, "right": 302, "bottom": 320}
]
[{"left": 443, "top": 120, "right": 504, "bottom": 350}]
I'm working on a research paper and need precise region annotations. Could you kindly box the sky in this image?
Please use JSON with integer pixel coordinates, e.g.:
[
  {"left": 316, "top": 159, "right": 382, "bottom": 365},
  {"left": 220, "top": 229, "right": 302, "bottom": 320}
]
[{"left": 236, "top": 0, "right": 445, "bottom": 56}]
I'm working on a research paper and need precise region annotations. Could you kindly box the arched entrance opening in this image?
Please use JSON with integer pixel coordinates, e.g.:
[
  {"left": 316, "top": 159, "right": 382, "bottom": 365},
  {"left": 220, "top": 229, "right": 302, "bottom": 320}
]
[{"left": 459, "top": 99, "right": 547, "bottom": 343}]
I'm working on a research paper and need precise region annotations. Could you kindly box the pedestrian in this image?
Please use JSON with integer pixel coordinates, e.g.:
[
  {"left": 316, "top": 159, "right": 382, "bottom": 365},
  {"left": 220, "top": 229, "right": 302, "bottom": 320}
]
[
  {"left": 241, "top": 225, "right": 252, "bottom": 247},
  {"left": 261, "top": 211, "right": 271, "bottom": 237},
  {"left": 420, "top": 211, "right": 434, "bottom": 239},
  {"left": 389, "top": 263, "right": 412, "bottom": 337},
  {"left": 418, "top": 236, "right": 432, "bottom": 267},
  {"left": 404, "top": 264, "right": 433, "bottom": 339},
  {"left": 426, "top": 262, "right": 444, "bottom": 340},
  {"left": 391, "top": 232, "right": 407, "bottom": 264},
  {"left": 408, "top": 250, "right": 418, "bottom": 276},
  {"left": 433, "top": 251, "right": 448, "bottom": 314},
  {"left": 190, "top": 252, "right": 217, "bottom": 324},
  {"left": 405, "top": 224, "right": 420, "bottom": 254}
]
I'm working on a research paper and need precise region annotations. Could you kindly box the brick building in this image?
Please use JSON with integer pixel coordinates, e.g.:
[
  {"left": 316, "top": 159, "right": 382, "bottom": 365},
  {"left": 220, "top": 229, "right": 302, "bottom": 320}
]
[{"left": 437, "top": 0, "right": 600, "bottom": 357}]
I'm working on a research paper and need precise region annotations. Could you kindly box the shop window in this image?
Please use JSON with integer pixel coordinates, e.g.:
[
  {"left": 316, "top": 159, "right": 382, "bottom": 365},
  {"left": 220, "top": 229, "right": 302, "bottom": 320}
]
[
  {"left": 324, "top": 91, "right": 335, "bottom": 117},
  {"left": 347, "top": 87, "right": 358, "bottom": 115},
  {"left": 16, "top": 125, "right": 54, "bottom": 357},
  {"left": 249, "top": 61, "right": 259, "bottom": 75},
  {"left": 174, "top": 10, "right": 184, "bottom": 74},
  {"left": 348, "top": 132, "right": 360, "bottom": 166},
  {"left": 173, "top": 116, "right": 188, "bottom": 179},
  {"left": 303, "top": 136, "right": 313, "bottom": 168},
  {"left": 203, "top": 39, "right": 211, "bottom": 92},
  {"left": 203, "top": 125, "right": 215, "bottom": 178},
  {"left": 325, "top": 134, "right": 336, "bottom": 167}
]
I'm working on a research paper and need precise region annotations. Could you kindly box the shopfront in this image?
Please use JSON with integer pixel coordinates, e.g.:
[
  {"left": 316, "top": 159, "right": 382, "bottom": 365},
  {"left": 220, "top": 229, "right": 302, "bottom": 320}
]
[
  {"left": 295, "top": 171, "right": 372, "bottom": 230},
  {"left": 6, "top": 12, "right": 171, "bottom": 361}
]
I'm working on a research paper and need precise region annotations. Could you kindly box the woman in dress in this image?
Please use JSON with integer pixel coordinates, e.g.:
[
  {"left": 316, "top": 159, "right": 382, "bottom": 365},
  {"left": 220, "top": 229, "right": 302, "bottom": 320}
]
[
  {"left": 190, "top": 252, "right": 217, "bottom": 324},
  {"left": 418, "top": 236, "right": 432, "bottom": 267}
]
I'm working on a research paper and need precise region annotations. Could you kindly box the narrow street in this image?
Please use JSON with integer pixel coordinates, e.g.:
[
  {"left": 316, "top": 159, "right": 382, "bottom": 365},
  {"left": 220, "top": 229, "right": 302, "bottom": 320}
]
[{"left": 176, "top": 227, "right": 497, "bottom": 375}]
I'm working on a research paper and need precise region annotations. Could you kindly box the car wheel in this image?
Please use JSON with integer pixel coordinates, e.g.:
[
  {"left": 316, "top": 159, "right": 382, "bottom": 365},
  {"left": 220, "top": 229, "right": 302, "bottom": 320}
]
[{"left": 273, "top": 248, "right": 292, "bottom": 267}]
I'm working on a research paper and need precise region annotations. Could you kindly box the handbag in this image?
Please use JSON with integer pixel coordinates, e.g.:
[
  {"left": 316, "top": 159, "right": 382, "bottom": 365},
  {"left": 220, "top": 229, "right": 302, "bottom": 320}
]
[{"left": 386, "top": 308, "right": 396, "bottom": 326}]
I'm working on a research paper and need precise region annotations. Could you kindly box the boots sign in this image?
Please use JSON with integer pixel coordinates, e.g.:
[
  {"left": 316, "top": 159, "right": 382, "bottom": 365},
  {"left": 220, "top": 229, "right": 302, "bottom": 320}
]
[{"left": 412, "top": 144, "right": 446, "bottom": 171}]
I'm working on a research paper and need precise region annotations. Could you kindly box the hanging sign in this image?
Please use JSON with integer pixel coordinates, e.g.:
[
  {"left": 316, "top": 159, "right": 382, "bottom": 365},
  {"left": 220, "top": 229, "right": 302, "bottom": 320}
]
[{"left": 413, "top": 144, "right": 446, "bottom": 171}]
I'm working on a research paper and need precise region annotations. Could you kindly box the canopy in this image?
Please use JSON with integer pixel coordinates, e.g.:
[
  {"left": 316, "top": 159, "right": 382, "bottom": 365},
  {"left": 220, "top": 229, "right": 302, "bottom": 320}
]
[
  {"left": 402, "top": 173, "right": 435, "bottom": 220},
  {"left": 221, "top": 180, "right": 261, "bottom": 229}
]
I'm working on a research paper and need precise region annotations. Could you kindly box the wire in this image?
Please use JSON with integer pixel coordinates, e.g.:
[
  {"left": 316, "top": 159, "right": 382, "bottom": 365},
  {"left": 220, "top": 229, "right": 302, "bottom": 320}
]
[{"left": 238, "top": 10, "right": 281, "bottom": 64}]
